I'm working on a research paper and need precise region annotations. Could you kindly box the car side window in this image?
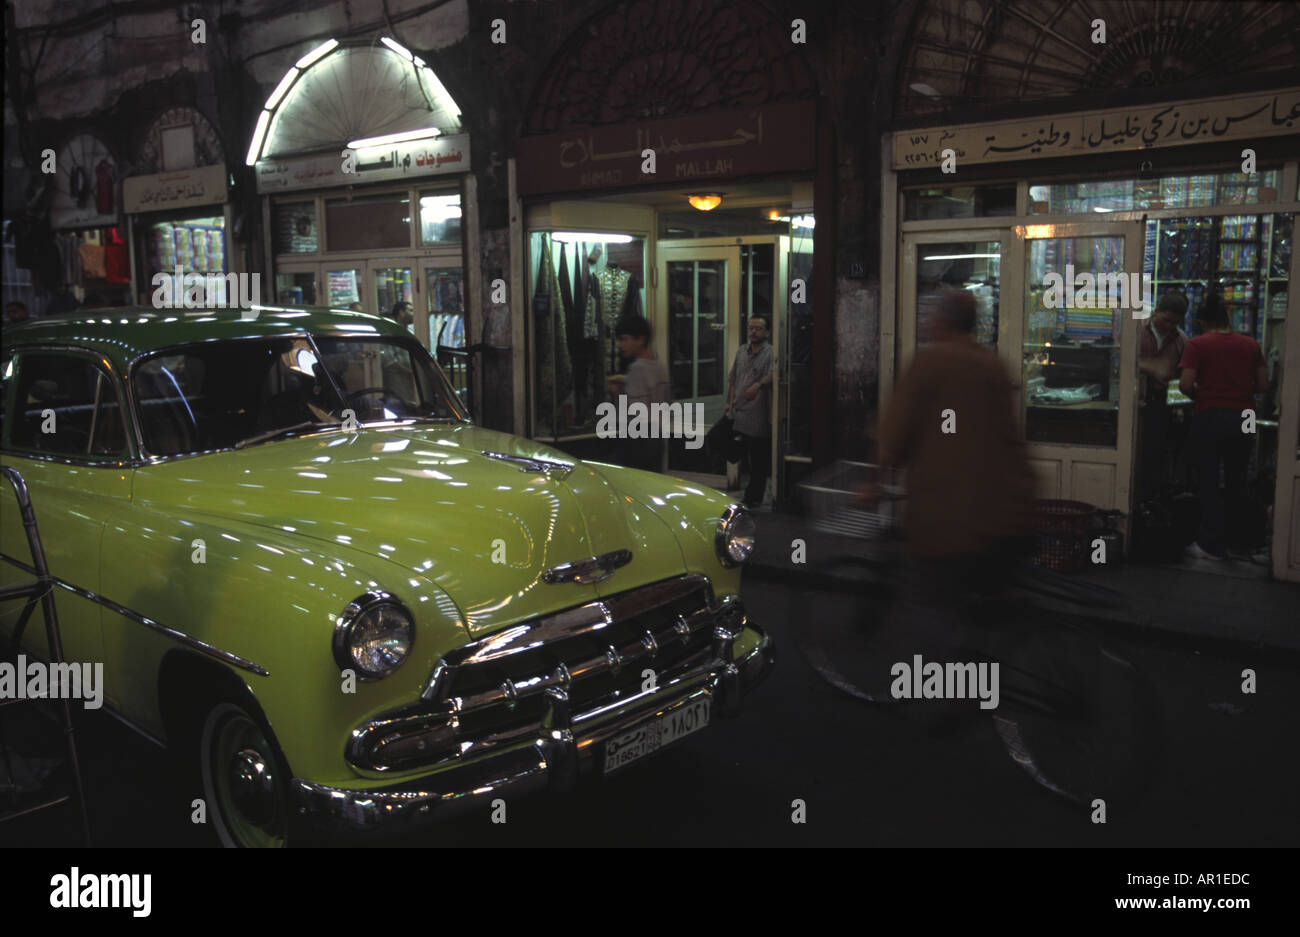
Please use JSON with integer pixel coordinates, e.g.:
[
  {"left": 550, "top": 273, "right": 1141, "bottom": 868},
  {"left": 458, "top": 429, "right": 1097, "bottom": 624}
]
[{"left": 8, "top": 353, "right": 127, "bottom": 459}]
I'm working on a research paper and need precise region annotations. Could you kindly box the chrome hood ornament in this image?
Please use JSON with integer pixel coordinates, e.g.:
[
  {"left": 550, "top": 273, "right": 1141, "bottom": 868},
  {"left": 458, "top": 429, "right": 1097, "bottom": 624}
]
[
  {"left": 482, "top": 450, "right": 575, "bottom": 478},
  {"left": 542, "top": 550, "right": 633, "bottom": 585}
]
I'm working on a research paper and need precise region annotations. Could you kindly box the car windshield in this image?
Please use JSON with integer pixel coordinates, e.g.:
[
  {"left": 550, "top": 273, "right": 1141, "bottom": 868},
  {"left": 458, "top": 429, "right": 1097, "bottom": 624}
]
[{"left": 132, "top": 335, "right": 467, "bottom": 456}]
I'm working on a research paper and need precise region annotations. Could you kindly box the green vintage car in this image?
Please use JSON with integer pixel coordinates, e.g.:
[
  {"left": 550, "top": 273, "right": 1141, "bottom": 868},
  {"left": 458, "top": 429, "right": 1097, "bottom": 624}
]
[{"left": 0, "top": 307, "right": 773, "bottom": 846}]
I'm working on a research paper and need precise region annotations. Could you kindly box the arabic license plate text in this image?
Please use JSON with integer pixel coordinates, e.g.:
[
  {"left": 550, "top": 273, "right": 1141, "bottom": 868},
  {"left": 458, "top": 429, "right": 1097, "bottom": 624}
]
[{"left": 603, "top": 698, "right": 711, "bottom": 775}]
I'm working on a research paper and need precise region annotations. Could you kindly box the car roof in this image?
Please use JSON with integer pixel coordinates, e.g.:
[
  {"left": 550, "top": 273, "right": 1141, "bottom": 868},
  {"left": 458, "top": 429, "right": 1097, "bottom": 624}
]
[{"left": 2, "top": 306, "right": 414, "bottom": 375}]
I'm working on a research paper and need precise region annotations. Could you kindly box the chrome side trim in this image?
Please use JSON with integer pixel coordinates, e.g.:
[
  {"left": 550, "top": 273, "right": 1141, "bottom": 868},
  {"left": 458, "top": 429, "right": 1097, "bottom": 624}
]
[
  {"left": 480, "top": 450, "right": 575, "bottom": 477},
  {"left": 0, "top": 551, "right": 270, "bottom": 677},
  {"left": 542, "top": 549, "right": 633, "bottom": 585}
]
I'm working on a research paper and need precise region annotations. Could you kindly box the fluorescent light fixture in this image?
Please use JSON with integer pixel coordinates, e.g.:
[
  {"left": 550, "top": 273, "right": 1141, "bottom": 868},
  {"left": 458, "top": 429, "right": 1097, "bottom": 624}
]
[
  {"left": 381, "top": 37, "right": 414, "bottom": 61},
  {"left": 910, "top": 82, "right": 942, "bottom": 97},
  {"left": 921, "top": 253, "right": 1000, "bottom": 261},
  {"left": 551, "top": 232, "right": 634, "bottom": 244},
  {"left": 296, "top": 38, "right": 338, "bottom": 70},
  {"left": 792, "top": 214, "right": 815, "bottom": 229},
  {"left": 245, "top": 109, "right": 272, "bottom": 165},
  {"left": 1092, "top": 206, "right": 1113, "bottom": 212},
  {"left": 266, "top": 66, "right": 300, "bottom": 110},
  {"left": 347, "top": 127, "right": 442, "bottom": 149}
]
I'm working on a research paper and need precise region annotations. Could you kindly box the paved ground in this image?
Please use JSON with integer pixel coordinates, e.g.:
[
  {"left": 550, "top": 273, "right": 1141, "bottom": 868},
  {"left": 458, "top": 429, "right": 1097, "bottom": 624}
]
[{"left": 4, "top": 575, "right": 1296, "bottom": 848}]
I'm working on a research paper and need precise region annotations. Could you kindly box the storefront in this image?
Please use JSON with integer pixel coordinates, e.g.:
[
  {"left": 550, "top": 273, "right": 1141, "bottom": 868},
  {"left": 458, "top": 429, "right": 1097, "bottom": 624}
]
[
  {"left": 122, "top": 107, "right": 232, "bottom": 307},
  {"left": 884, "top": 87, "right": 1300, "bottom": 580},
  {"left": 47, "top": 133, "right": 130, "bottom": 306},
  {"left": 513, "top": 98, "right": 825, "bottom": 505},
  {"left": 249, "top": 38, "right": 473, "bottom": 358}
]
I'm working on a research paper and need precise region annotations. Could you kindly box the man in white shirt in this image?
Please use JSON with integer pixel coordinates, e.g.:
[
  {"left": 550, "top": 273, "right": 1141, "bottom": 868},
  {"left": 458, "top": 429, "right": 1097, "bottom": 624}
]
[{"left": 725, "top": 315, "right": 774, "bottom": 507}]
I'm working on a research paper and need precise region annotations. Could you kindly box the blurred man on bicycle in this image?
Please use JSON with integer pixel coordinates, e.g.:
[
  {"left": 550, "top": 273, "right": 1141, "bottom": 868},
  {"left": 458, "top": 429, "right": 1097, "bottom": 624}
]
[{"left": 863, "top": 290, "right": 1037, "bottom": 684}]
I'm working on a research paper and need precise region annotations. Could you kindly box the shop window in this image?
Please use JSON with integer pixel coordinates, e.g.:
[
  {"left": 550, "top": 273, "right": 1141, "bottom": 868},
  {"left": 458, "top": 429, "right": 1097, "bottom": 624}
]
[
  {"left": 143, "top": 217, "right": 226, "bottom": 304},
  {"left": 530, "top": 231, "right": 647, "bottom": 438},
  {"left": 374, "top": 268, "right": 414, "bottom": 322},
  {"left": 1146, "top": 212, "right": 1292, "bottom": 424},
  {"left": 1029, "top": 170, "right": 1282, "bottom": 215},
  {"left": 916, "top": 242, "right": 1000, "bottom": 350},
  {"left": 8, "top": 354, "right": 126, "bottom": 458},
  {"left": 426, "top": 269, "right": 464, "bottom": 348},
  {"left": 904, "top": 185, "right": 1016, "bottom": 221},
  {"left": 272, "top": 201, "right": 319, "bottom": 253},
  {"left": 419, "top": 192, "right": 462, "bottom": 245},
  {"left": 326, "top": 269, "right": 364, "bottom": 309},
  {"left": 276, "top": 271, "right": 317, "bottom": 305},
  {"left": 1023, "top": 237, "right": 1126, "bottom": 447},
  {"left": 326, "top": 193, "right": 411, "bottom": 252}
]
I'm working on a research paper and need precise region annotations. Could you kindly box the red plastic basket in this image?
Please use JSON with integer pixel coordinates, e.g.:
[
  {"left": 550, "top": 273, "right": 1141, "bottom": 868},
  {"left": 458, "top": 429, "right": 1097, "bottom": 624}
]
[{"left": 1031, "top": 499, "right": 1095, "bottom": 572}]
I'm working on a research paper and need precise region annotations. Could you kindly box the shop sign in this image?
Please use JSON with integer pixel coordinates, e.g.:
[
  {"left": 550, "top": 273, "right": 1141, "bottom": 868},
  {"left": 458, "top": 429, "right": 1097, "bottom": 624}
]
[
  {"left": 515, "top": 101, "right": 816, "bottom": 197},
  {"left": 255, "top": 133, "right": 470, "bottom": 193},
  {"left": 123, "top": 165, "right": 228, "bottom": 213},
  {"left": 893, "top": 87, "right": 1300, "bottom": 170}
]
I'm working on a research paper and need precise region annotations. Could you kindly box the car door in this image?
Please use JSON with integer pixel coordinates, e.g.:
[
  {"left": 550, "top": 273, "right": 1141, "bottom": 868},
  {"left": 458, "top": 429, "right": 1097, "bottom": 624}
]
[{"left": 0, "top": 347, "right": 133, "bottom": 698}]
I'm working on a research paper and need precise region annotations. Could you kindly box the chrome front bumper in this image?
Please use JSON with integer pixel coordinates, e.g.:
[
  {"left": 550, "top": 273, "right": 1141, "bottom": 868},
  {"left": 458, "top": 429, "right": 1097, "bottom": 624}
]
[{"left": 291, "top": 626, "right": 773, "bottom": 836}]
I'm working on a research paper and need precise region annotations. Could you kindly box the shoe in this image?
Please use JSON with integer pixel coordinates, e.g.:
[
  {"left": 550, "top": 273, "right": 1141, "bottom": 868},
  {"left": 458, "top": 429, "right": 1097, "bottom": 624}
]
[{"left": 1186, "top": 541, "right": 1225, "bottom": 561}]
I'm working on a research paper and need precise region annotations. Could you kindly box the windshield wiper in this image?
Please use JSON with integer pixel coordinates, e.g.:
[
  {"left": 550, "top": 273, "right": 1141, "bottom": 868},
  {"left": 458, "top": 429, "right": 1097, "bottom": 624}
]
[{"left": 233, "top": 420, "right": 338, "bottom": 450}]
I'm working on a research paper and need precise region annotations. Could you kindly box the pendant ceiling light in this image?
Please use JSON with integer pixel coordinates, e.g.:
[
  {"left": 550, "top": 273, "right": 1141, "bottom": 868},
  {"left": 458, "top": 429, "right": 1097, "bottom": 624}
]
[{"left": 688, "top": 193, "right": 723, "bottom": 211}]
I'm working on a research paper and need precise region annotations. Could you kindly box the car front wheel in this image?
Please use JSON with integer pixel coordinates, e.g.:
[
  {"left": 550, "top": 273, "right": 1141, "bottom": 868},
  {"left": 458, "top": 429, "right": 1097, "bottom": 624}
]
[{"left": 199, "top": 700, "right": 291, "bottom": 848}]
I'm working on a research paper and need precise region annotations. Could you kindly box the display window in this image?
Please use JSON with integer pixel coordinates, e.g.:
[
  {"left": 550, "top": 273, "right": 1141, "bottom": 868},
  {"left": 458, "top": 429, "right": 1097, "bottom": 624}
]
[
  {"left": 528, "top": 230, "right": 648, "bottom": 439},
  {"left": 1029, "top": 169, "right": 1283, "bottom": 214},
  {"left": 419, "top": 192, "right": 462, "bottom": 245},
  {"left": 272, "top": 201, "right": 319, "bottom": 253},
  {"left": 325, "top": 193, "right": 410, "bottom": 252},
  {"left": 1023, "top": 234, "right": 1128, "bottom": 447},
  {"left": 894, "top": 150, "right": 1300, "bottom": 579},
  {"left": 268, "top": 185, "right": 464, "bottom": 350},
  {"left": 53, "top": 226, "right": 132, "bottom": 306},
  {"left": 140, "top": 215, "right": 227, "bottom": 303}
]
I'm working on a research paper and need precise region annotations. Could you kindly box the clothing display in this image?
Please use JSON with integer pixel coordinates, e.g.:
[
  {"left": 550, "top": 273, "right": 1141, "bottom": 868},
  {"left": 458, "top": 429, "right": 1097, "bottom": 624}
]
[
  {"left": 78, "top": 242, "right": 106, "bottom": 279},
  {"left": 533, "top": 237, "right": 572, "bottom": 433},
  {"left": 594, "top": 265, "right": 633, "bottom": 329}
]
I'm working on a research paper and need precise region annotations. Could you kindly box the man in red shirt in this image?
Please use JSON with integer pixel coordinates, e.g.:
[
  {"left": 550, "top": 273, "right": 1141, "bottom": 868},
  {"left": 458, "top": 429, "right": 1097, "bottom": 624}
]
[{"left": 1177, "top": 293, "right": 1268, "bottom": 560}]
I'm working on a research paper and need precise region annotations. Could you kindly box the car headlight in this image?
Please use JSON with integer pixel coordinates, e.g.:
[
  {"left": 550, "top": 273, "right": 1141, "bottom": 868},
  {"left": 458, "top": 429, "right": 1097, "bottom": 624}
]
[
  {"left": 715, "top": 504, "right": 757, "bottom": 568},
  {"left": 333, "top": 592, "right": 414, "bottom": 679}
]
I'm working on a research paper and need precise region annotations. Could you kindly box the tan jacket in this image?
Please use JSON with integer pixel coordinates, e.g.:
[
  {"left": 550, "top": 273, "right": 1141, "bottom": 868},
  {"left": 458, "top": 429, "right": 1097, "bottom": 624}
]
[{"left": 878, "top": 336, "right": 1037, "bottom": 557}]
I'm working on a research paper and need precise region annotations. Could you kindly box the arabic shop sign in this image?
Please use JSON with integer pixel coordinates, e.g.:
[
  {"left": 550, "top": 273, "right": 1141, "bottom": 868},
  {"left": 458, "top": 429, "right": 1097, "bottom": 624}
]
[
  {"left": 516, "top": 101, "right": 816, "bottom": 197},
  {"left": 893, "top": 88, "right": 1300, "bottom": 170},
  {"left": 123, "top": 165, "right": 228, "bottom": 213},
  {"left": 254, "top": 133, "right": 470, "bottom": 193}
]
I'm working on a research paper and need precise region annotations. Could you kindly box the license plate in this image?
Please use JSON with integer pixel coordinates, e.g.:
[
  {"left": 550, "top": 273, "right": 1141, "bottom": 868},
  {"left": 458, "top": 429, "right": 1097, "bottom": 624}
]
[{"left": 603, "top": 698, "right": 711, "bottom": 775}]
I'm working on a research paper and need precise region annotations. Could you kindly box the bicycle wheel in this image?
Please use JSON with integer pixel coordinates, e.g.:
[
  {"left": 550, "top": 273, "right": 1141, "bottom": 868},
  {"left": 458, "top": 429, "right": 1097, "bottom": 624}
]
[
  {"left": 987, "top": 608, "right": 1163, "bottom": 809},
  {"left": 792, "top": 555, "right": 905, "bottom": 705}
]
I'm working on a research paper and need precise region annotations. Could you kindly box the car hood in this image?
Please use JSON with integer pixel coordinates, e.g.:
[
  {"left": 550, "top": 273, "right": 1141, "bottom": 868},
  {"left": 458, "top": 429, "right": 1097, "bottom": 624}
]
[{"left": 131, "top": 423, "right": 690, "bottom": 635}]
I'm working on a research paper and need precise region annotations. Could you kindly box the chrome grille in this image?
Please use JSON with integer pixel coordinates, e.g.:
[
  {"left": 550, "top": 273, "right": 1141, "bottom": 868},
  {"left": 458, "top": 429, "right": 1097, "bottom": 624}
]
[
  {"left": 436, "top": 576, "right": 722, "bottom": 737},
  {"left": 345, "top": 575, "right": 747, "bottom": 773}
]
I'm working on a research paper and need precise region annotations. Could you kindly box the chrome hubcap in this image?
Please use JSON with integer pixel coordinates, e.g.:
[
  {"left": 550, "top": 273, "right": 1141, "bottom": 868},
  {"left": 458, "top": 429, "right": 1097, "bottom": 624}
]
[{"left": 229, "top": 747, "right": 276, "bottom": 827}]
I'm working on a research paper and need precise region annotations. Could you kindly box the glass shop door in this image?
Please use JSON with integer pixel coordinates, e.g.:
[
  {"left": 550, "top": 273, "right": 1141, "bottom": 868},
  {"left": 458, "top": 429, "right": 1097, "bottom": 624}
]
[
  {"left": 656, "top": 244, "right": 741, "bottom": 475},
  {"left": 1017, "top": 220, "right": 1145, "bottom": 515}
]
